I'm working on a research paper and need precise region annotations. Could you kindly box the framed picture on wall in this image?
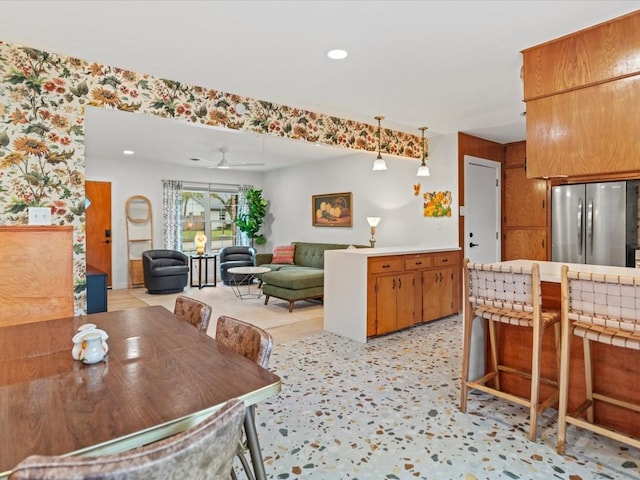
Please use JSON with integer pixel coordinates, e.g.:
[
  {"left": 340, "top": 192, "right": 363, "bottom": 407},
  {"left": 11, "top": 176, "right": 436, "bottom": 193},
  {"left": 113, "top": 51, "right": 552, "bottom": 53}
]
[{"left": 312, "top": 192, "right": 353, "bottom": 227}]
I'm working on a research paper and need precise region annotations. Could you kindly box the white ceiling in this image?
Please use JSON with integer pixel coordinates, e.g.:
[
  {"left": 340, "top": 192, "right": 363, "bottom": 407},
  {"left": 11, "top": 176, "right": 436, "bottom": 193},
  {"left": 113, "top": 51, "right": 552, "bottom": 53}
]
[{"left": 2, "top": 1, "right": 638, "bottom": 171}]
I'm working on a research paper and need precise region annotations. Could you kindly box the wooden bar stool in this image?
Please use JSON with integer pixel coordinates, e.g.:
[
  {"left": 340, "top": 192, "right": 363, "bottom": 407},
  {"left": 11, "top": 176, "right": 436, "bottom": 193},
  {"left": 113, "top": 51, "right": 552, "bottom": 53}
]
[
  {"left": 460, "top": 259, "right": 561, "bottom": 441},
  {"left": 557, "top": 266, "right": 640, "bottom": 454}
]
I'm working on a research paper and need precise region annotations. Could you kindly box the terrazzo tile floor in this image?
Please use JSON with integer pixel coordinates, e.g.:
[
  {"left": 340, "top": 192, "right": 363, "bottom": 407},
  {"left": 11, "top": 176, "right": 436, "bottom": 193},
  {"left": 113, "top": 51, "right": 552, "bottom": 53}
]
[{"left": 249, "top": 314, "right": 640, "bottom": 480}]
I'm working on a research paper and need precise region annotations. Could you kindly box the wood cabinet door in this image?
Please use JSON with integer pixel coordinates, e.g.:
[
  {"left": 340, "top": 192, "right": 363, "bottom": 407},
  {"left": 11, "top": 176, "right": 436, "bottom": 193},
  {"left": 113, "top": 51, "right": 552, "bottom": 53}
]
[
  {"left": 421, "top": 270, "right": 441, "bottom": 322},
  {"left": 422, "top": 267, "right": 457, "bottom": 322},
  {"left": 504, "top": 167, "right": 547, "bottom": 228},
  {"left": 395, "top": 272, "right": 416, "bottom": 330},
  {"left": 375, "top": 275, "right": 397, "bottom": 335},
  {"left": 526, "top": 75, "right": 640, "bottom": 178},
  {"left": 437, "top": 267, "right": 455, "bottom": 317},
  {"left": 504, "top": 229, "right": 547, "bottom": 261},
  {"left": 505, "top": 141, "right": 526, "bottom": 167}
]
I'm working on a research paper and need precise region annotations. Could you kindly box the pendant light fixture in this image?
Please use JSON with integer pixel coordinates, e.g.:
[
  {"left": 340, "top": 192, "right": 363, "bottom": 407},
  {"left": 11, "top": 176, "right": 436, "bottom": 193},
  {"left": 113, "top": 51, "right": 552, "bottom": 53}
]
[
  {"left": 416, "top": 126, "right": 430, "bottom": 177},
  {"left": 372, "top": 115, "right": 387, "bottom": 171}
]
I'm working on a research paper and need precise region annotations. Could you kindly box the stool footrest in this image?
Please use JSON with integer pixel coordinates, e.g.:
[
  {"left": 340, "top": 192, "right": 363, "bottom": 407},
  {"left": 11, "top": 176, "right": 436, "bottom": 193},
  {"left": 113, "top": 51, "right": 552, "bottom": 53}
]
[
  {"left": 564, "top": 415, "right": 640, "bottom": 451},
  {"left": 466, "top": 382, "right": 531, "bottom": 409},
  {"left": 592, "top": 392, "right": 640, "bottom": 413},
  {"left": 497, "top": 365, "right": 558, "bottom": 387}
]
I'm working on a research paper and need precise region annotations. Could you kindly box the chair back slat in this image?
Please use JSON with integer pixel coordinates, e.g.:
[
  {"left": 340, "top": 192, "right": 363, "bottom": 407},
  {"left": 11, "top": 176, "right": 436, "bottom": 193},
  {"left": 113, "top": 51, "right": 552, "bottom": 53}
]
[
  {"left": 566, "top": 271, "right": 640, "bottom": 333},
  {"left": 466, "top": 262, "right": 538, "bottom": 313}
]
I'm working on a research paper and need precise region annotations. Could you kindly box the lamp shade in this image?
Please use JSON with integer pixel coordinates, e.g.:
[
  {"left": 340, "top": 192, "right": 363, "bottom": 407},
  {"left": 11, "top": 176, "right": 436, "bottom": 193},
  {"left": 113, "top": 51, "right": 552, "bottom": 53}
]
[
  {"left": 366, "top": 216, "right": 381, "bottom": 227},
  {"left": 416, "top": 164, "right": 430, "bottom": 176},
  {"left": 194, "top": 231, "right": 207, "bottom": 254},
  {"left": 372, "top": 157, "right": 387, "bottom": 171}
]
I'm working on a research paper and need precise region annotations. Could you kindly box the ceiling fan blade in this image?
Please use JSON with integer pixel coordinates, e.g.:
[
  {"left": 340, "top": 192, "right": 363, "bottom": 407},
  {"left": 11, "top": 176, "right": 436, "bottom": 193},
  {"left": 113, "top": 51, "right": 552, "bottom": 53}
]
[
  {"left": 228, "top": 162, "right": 266, "bottom": 167},
  {"left": 193, "top": 147, "right": 265, "bottom": 168}
]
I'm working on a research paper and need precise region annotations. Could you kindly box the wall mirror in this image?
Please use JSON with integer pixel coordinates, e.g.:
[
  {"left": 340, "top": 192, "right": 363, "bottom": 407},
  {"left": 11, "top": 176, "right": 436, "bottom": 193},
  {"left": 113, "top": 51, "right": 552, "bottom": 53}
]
[
  {"left": 125, "top": 195, "right": 153, "bottom": 288},
  {"left": 126, "top": 195, "right": 152, "bottom": 223}
]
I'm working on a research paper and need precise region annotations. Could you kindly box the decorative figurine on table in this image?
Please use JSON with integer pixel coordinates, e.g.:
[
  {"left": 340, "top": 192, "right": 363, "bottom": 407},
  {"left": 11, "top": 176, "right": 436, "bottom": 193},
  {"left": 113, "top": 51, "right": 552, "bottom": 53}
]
[
  {"left": 72, "top": 323, "right": 109, "bottom": 364},
  {"left": 194, "top": 231, "right": 207, "bottom": 255}
]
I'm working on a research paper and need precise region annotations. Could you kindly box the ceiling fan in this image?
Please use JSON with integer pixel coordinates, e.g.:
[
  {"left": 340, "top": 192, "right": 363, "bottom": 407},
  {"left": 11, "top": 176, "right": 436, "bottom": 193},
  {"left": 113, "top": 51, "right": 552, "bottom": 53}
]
[{"left": 190, "top": 146, "right": 266, "bottom": 169}]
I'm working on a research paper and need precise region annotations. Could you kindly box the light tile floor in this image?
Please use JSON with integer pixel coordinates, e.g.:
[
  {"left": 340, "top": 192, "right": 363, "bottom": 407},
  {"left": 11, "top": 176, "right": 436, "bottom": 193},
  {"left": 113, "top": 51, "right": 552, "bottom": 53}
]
[{"left": 254, "top": 314, "right": 640, "bottom": 480}]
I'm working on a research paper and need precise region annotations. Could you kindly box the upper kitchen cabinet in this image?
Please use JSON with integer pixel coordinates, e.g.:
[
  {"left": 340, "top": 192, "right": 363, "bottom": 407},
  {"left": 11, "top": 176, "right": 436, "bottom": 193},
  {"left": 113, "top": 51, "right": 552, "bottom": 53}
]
[{"left": 522, "top": 10, "right": 640, "bottom": 179}]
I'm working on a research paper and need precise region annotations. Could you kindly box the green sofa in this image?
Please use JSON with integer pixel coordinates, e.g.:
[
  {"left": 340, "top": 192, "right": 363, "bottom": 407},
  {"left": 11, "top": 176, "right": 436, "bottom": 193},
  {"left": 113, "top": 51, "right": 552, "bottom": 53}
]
[{"left": 255, "top": 241, "right": 366, "bottom": 312}]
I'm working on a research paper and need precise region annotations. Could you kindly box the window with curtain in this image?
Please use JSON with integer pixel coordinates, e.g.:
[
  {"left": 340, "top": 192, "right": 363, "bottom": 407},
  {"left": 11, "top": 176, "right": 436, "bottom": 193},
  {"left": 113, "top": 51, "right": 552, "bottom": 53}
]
[{"left": 180, "top": 183, "right": 243, "bottom": 253}]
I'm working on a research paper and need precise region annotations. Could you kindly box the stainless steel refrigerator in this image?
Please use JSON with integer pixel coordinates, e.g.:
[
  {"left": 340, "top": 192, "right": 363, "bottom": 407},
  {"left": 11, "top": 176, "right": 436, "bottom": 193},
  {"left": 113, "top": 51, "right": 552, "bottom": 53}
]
[{"left": 551, "top": 181, "right": 638, "bottom": 267}]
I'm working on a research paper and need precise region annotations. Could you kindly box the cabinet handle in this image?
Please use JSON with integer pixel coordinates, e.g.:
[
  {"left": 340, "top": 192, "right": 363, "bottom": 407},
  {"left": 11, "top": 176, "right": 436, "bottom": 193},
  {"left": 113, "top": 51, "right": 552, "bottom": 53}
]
[
  {"left": 393, "top": 278, "right": 396, "bottom": 289},
  {"left": 441, "top": 258, "right": 448, "bottom": 263},
  {"left": 398, "top": 278, "right": 402, "bottom": 289},
  {"left": 415, "top": 261, "right": 422, "bottom": 265},
  {"left": 382, "top": 264, "right": 391, "bottom": 269},
  {"left": 440, "top": 272, "right": 443, "bottom": 282}
]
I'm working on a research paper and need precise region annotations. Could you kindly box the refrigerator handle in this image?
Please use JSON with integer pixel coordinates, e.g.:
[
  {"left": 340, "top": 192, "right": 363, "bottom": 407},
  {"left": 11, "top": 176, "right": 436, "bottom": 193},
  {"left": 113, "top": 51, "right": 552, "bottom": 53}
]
[
  {"left": 587, "top": 199, "right": 594, "bottom": 257},
  {"left": 577, "top": 198, "right": 583, "bottom": 257}
]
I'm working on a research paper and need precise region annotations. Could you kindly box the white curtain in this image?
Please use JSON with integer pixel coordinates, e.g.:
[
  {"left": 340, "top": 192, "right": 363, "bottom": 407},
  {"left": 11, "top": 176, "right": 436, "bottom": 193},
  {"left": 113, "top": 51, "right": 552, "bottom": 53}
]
[
  {"left": 162, "top": 180, "right": 183, "bottom": 250},
  {"left": 236, "top": 184, "right": 252, "bottom": 246}
]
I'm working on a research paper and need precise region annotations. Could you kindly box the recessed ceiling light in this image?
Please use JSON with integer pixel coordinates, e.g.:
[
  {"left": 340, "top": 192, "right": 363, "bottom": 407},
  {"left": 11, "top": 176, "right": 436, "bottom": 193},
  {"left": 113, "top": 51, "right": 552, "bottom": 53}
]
[
  {"left": 123, "top": 149, "right": 135, "bottom": 155},
  {"left": 327, "top": 49, "right": 348, "bottom": 60}
]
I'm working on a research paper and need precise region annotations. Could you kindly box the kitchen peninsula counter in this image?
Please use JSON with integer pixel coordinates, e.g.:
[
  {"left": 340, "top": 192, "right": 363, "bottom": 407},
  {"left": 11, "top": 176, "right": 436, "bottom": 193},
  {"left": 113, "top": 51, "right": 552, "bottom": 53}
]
[
  {"left": 325, "top": 246, "right": 461, "bottom": 343},
  {"left": 484, "top": 259, "right": 640, "bottom": 438}
]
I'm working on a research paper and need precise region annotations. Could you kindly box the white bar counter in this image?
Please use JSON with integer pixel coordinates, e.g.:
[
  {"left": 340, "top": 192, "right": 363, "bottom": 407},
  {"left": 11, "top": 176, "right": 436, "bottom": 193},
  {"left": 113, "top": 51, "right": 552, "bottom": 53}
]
[{"left": 324, "top": 246, "right": 460, "bottom": 343}]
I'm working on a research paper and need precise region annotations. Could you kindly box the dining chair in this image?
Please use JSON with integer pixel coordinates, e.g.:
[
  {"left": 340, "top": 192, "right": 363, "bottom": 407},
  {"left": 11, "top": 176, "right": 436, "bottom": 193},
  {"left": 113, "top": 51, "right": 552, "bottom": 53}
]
[
  {"left": 173, "top": 295, "right": 212, "bottom": 333},
  {"left": 8, "top": 398, "right": 245, "bottom": 480},
  {"left": 215, "top": 315, "right": 274, "bottom": 480},
  {"left": 557, "top": 265, "right": 640, "bottom": 454},
  {"left": 460, "top": 258, "right": 561, "bottom": 441}
]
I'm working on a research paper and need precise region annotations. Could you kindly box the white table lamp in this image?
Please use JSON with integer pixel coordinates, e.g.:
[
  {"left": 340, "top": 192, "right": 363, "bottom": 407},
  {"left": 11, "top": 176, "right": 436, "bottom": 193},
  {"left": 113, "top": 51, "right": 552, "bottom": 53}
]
[{"left": 367, "top": 217, "right": 380, "bottom": 247}]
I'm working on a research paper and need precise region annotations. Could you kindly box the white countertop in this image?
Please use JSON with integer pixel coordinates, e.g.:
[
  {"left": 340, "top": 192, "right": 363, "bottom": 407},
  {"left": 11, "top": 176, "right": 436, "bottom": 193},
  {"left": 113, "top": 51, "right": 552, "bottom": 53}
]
[
  {"left": 498, "top": 260, "right": 640, "bottom": 283},
  {"left": 328, "top": 246, "right": 461, "bottom": 257}
]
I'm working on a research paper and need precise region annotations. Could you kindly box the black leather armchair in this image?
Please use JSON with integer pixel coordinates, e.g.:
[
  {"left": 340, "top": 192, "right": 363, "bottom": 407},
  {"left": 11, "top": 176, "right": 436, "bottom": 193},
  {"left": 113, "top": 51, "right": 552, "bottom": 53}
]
[
  {"left": 219, "top": 246, "right": 256, "bottom": 285},
  {"left": 142, "top": 249, "right": 189, "bottom": 294}
]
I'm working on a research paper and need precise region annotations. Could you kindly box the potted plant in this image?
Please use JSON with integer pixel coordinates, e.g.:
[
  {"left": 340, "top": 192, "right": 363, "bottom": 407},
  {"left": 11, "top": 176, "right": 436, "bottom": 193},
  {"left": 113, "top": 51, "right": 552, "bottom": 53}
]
[{"left": 235, "top": 188, "right": 267, "bottom": 247}]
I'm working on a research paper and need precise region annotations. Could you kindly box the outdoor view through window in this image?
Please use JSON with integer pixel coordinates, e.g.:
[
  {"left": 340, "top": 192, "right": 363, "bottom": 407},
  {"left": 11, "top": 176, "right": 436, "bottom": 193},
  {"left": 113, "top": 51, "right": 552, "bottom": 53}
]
[{"left": 181, "top": 186, "right": 239, "bottom": 253}]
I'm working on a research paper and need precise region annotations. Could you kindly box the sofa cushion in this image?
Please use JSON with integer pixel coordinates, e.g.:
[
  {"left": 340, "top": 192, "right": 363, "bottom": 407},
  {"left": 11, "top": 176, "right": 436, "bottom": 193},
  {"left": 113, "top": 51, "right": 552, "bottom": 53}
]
[
  {"left": 263, "top": 284, "right": 324, "bottom": 302},
  {"left": 262, "top": 268, "right": 324, "bottom": 290},
  {"left": 257, "top": 264, "right": 301, "bottom": 273},
  {"left": 272, "top": 245, "right": 296, "bottom": 264},
  {"left": 292, "top": 242, "right": 357, "bottom": 269}
]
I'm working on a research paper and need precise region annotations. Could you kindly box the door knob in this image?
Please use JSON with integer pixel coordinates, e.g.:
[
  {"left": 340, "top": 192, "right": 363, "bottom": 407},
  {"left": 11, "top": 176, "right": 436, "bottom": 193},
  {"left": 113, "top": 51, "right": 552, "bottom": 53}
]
[{"left": 469, "top": 242, "right": 479, "bottom": 248}]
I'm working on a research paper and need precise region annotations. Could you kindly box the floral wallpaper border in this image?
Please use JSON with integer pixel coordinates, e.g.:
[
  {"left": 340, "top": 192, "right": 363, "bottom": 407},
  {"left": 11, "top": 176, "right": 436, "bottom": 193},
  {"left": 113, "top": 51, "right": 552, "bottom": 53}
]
[{"left": 0, "top": 39, "right": 426, "bottom": 313}]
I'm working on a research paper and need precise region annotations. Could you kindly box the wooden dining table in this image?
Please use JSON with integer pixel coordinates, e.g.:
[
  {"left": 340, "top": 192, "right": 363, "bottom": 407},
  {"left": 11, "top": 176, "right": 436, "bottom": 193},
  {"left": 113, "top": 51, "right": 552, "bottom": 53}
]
[{"left": 0, "top": 305, "right": 281, "bottom": 479}]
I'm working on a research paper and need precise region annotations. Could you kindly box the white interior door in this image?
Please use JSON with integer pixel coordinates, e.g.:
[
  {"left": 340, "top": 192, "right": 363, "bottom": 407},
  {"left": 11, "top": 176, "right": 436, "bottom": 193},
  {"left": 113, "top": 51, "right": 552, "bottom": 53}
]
[
  {"left": 463, "top": 155, "right": 501, "bottom": 381},
  {"left": 464, "top": 156, "right": 501, "bottom": 263}
]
